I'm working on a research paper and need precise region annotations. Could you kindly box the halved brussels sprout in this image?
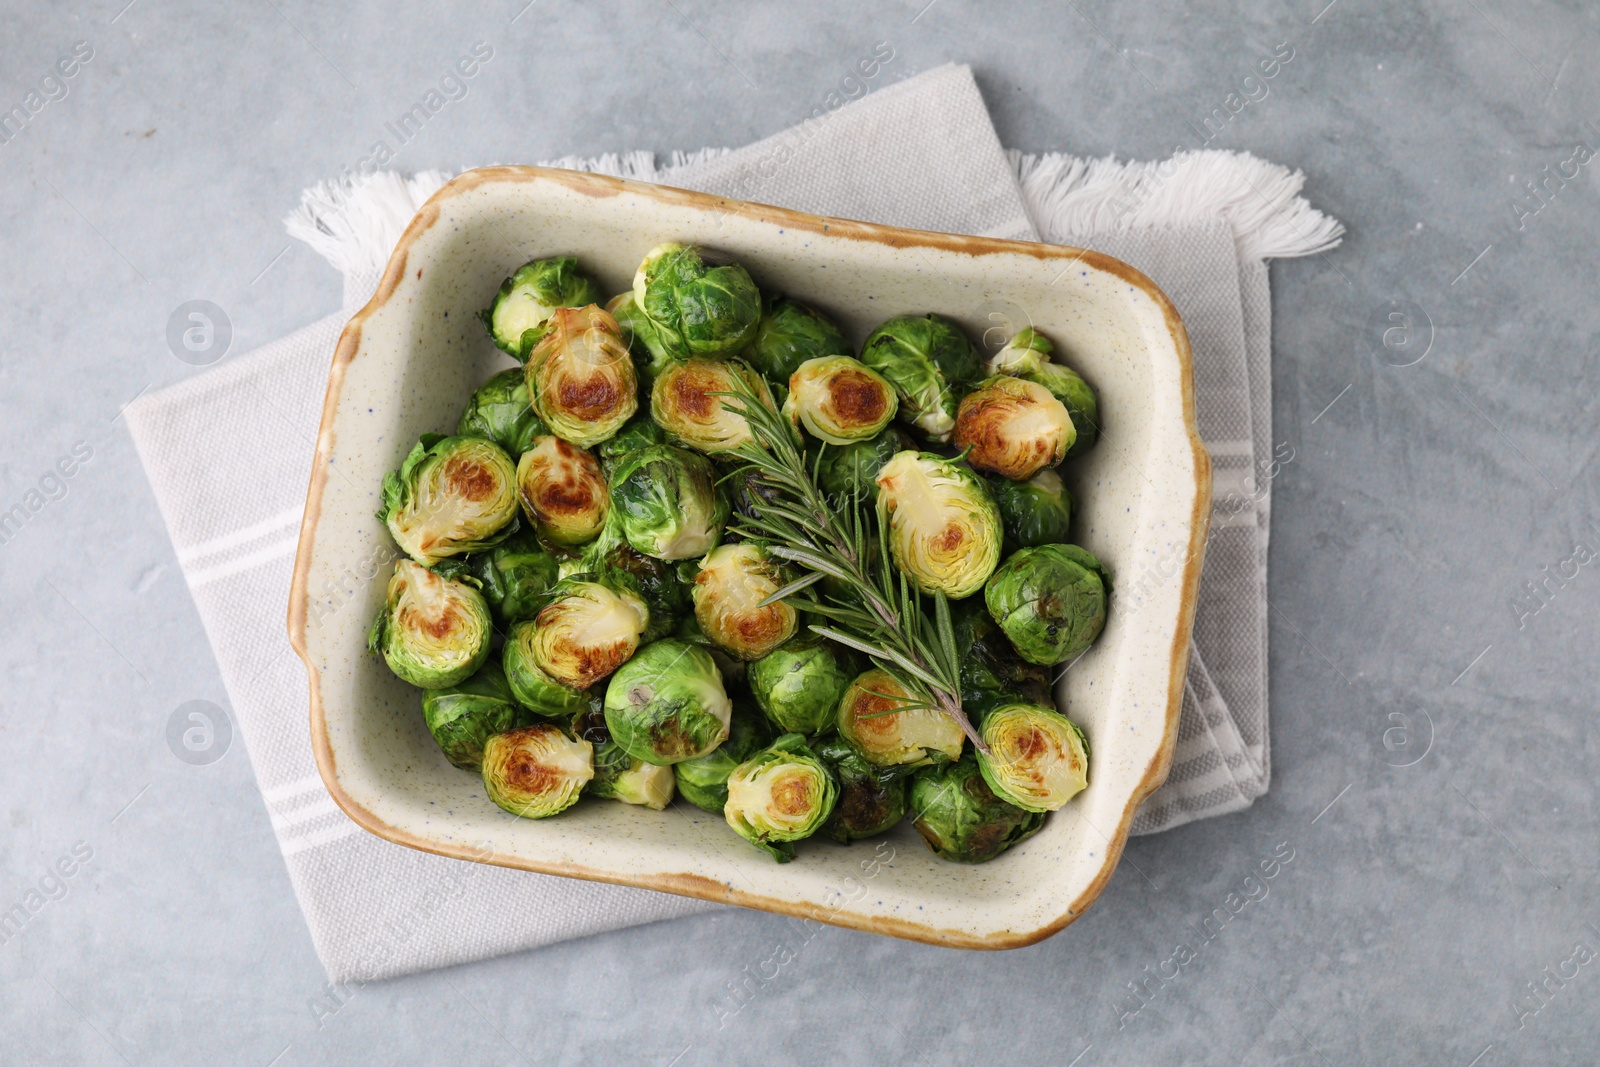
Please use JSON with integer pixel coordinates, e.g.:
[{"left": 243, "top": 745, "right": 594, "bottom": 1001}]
[
  {"left": 603, "top": 638, "right": 733, "bottom": 764},
  {"left": 525, "top": 305, "right": 639, "bottom": 448},
  {"left": 724, "top": 733, "right": 838, "bottom": 862},
  {"left": 691, "top": 543, "right": 798, "bottom": 662},
  {"left": 743, "top": 294, "right": 851, "bottom": 383},
  {"left": 990, "top": 469, "right": 1074, "bottom": 550},
  {"left": 595, "top": 412, "right": 666, "bottom": 478},
  {"left": 502, "top": 620, "right": 593, "bottom": 718},
  {"left": 976, "top": 703, "right": 1089, "bottom": 812},
  {"left": 837, "top": 668, "right": 965, "bottom": 768},
  {"left": 378, "top": 435, "right": 520, "bottom": 566},
  {"left": 590, "top": 542, "right": 692, "bottom": 643},
  {"left": 782, "top": 356, "right": 897, "bottom": 445},
  {"left": 953, "top": 375, "right": 1075, "bottom": 480},
  {"left": 609, "top": 444, "right": 728, "bottom": 560},
  {"left": 368, "top": 560, "right": 493, "bottom": 689},
  {"left": 605, "top": 291, "right": 677, "bottom": 385},
  {"left": 573, "top": 705, "right": 676, "bottom": 809},
  {"left": 860, "top": 314, "right": 979, "bottom": 441},
  {"left": 984, "top": 544, "right": 1109, "bottom": 665},
  {"left": 910, "top": 755, "right": 1044, "bottom": 863},
  {"left": 874, "top": 450, "right": 1002, "bottom": 598},
  {"left": 456, "top": 367, "right": 547, "bottom": 457},
  {"left": 814, "top": 425, "right": 916, "bottom": 501},
  {"left": 481, "top": 724, "right": 593, "bottom": 819},
  {"left": 420, "top": 661, "right": 523, "bottom": 770},
  {"left": 515, "top": 436, "right": 609, "bottom": 546},
  {"left": 529, "top": 578, "right": 650, "bottom": 689},
  {"left": 814, "top": 734, "right": 910, "bottom": 843},
  {"left": 633, "top": 243, "right": 762, "bottom": 359},
  {"left": 673, "top": 704, "right": 772, "bottom": 813},
  {"left": 989, "top": 327, "right": 1099, "bottom": 456},
  {"left": 747, "top": 634, "right": 853, "bottom": 735},
  {"left": 651, "top": 357, "right": 777, "bottom": 454},
  {"left": 480, "top": 256, "right": 602, "bottom": 361},
  {"left": 439, "top": 528, "right": 560, "bottom": 626},
  {"left": 952, "top": 598, "right": 1053, "bottom": 719}
]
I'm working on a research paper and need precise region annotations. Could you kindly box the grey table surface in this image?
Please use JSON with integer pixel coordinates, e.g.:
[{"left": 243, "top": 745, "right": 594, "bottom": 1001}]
[{"left": 2, "top": 1, "right": 1597, "bottom": 1064}]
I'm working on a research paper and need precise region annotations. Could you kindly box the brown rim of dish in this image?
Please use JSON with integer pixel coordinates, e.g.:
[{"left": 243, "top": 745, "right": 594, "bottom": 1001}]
[{"left": 286, "top": 166, "right": 1212, "bottom": 951}]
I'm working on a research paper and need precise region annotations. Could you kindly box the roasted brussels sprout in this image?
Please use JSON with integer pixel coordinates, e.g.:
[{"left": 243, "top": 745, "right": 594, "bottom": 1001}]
[
  {"left": 860, "top": 314, "right": 979, "bottom": 441},
  {"left": 953, "top": 375, "right": 1075, "bottom": 480},
  {"left": 989, "top": 327, "right": 1099, "bottom": 456},
  {"left": 985, "top": 544, "right": 1109, "bottom": 665},
  {"left": 747, "top": 634, "right": 853, "bottom": 735},
  {"left": 874, "top": 450, "right": 1002, "bottom": 598},
  {"left": 781, "top": 356, "right": 897, "bottom": 445},
  {"left": 573, "top": 705, "right": 676, "bottom": 809},
  {"left": 609, "top": 445, "right": 728, "bottom": 560},
  {"left": 951, "top": 599, "right": 1053, "bottom": 718},
  {"left": 595, "top": 412, "right": 666, "bottom": 478},
  {"left": 515, "top": 436, "right": 610, "bottom": 546},
  {"left": 481, "top": 724, "right": 593, "bottom": 818},
  {"left": 673, "top": 704, "right": 772, "bottom": 813},
  {"left": 633, "top": 242, "right": 762, "bottom": 359},
  {"left": 814, "top": 425, "right": 916, "bottom": 501},
  {"left": 433, "top": 529, "right": 559, "bottom": 625},
  {"left": 989, "top": 469, "right": 1074, "bottom": 549},
  {"left": 528, "top": 578, "right": 650, "bottom": 689},
  {"left": 501, "top": 620, "right": 593, "bottom": 718},
  {"left": 651, "top": 357, "right": 777, "bottom": 455},
  {"left": 837, "top": 668, "right": 965, "bottom": 768},
  {"left": 590, "top": 542, "right": 692, "bottom": 643},
  {"left": 691, "top": 543, "right": 798, "bottom": 662},
  {"left": 368, "top": 560, "right": 493, "bottom": 689},
  {"left": 976, "top": 703, "right": 1089, "bottom": 812},
  {"left": 814, "top": 734, "right": 909, "bottom": 843},
  {"left": 603, "top": 638, "right": 733, "bottom": 764},
  {"left": 420, "top": 661, "right": 523, "bottom": 770},
  {"left": 378, "top": 435, "right": 519, "bottom": 566},
  {"left": 456, "top": 367, "right": 547, "bottom": 457},
  {"left": 525, "top": 305, "right": 639, "bottom": 448},
  {"left": 724, "top": 733, "right": 838, "bottom": 862},
  {"left": 910, "top": 755, "right": 1044, "bottom": 863},
  {"left": 743, "top": 294, "right": 851, "bottom": 383},
  {"left": 480, "top": 256, "right": 602, "bottom": 361},
  {"left": 605, "top": 291, "right": 676, "bottom": 384}
]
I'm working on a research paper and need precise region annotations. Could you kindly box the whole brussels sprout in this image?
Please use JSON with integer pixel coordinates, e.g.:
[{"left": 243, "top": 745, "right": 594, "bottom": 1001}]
[
  {"left": 724, "top": 733, "right": 839, "bottom": 862},
  {"left": 874, "top": 450, "right": 1002, "bottom": 599},
  {"left": 481, "top": 724, "right": 593, "bottom": 819},
  {"left": 953, "top": 375, "right": 1075, "bottom": 481},
  {"left": 651, "top": 357, "right": 778, "bottom": 455},
  {"left": 609, "top": 444, "right": 728, "bottom": 561},
  {"left": 525, "top": 305, "right": 639, "bottom": 448},
  {"left": 985, "top": 544, "right": 1109, "bottom": 665},
  {"left": 673, "top": 704, "right": 772, "bottom": 813},
  {"left": 378, "top": 434, "right": 519, "bottom": 566},
  {"left": 691, "top": 543, "right": 798, "bottom": 662},
  {"left": 988, "top": 327, "right": 1099, "bottom": 456},
  {"left": 439, "top": 529, "right": 559, "bottom": 625},
  {"left": 989, "top": 469, "right": 1074, "bottom": 550},
  {"left": 480, "top": 256, "right": 602, "bottom": 362},
  {"left": 781, "top": 356, "right": 897, "bottom": 445},
  {"left": 456, "top": 367, "right": 547, "bottom": 457},
  {"left": 590, "top": 542, "right": 692, "bottom": 643},
  {"left": 528, "top": 578, "right": 650, "bottom": 689},
  {"left": 910, "top": 755, "right": 1044, "bottom": 863},
  {"left": 573, "top": 705, "right": 676, "bottom": 809},
  {"left": 501, "top": 620, "right": 593, "bottom": 718},
  {"left": 837, "top": 668, "right": 965, "bottom": 768},
  {"left": 976, "top": 703, "right": 1089, "bottom": 812},
  {"left": 747, "top": 634, "right": 853, "bottom": 735},
  {"left": 951, "top": 598, "right": 1053, "bottom": 719},
  {"left": 368, "top": 560, "right": 493, "bottom": 689},
  {"left": 515, "top": 436, "right": 609, "bottom": 546},
  {"left": 815, "top": 425, "right": 915, "bottom": 501},
  {"left": 420, "top": 661, "right": 523, "bottom": 770},
  {"left": 633, "top": 242, "right": 762, "bottom": 359},
  {"left": 743, "top": 294, "right": 851, "bottom": 383},
  {"left": 814, "top": 734, "right": 909, "bottom": 843},
  {"left": 595, "top": 412, "right": 666, "bottom": 478},
  {"left": 605, "top": 291, "right": 676, "bottom": 385},
  {"left": 603, "top": 638, "right": 733, "bottom": 765},
  {"left": 860, "top": 313, "right": 979, "bottom": 441}
]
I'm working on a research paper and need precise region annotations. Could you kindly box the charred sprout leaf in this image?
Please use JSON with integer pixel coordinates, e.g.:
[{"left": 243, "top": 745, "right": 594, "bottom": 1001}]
[
  {"left": 651, "top": 357, "right": 778, "bottom": 454},
  {"left": 673, "top": 703, "right": 773, "bottom": 813},
  {"left": 456, "top": 367, "right": 547, "bottom": 457},
  {"left": 989, "top": 469, "right": 1074, "bottom": 550},
  {"left": 515, "top": 435, "right": 610, "bottom": 546},
  {"left": 724, "top": 733, "right": 838, "bottom": 862},
  {"left": 691, "top": 543, "right": 798, "bottom": 662},
  {"left": 985, "top": 544, "right": 1109, "bottom": 665},
  {"left": 988, "top": 327, "right": 1099, "bottom": 456},
  {"left": 451, "top": 529, "right": 560, "bottom": 625},
  {"left": 813, "top": 734, "right": 910, "bottom": 843},
  {"left": 529, "top": 578, "right": 650, "bottom": 689},
  {"left": 951, "top": 598, "right": 1054, "bottom": 718},
  {"left": 608, "top": 444, "right": 728, "bottom": 561},
  {"left": 747, "top": 634, "right": 854, "bottom": 736},
  {"left": 595, "top": 412, "right": 666, "bottom": 479},
  {"left": 837, "top": 669, "right": 965, "bottom": 768},
  {"left": 525, "top": 305, "right": 639, "bottom": 448},
  {"left": 481, "top": 724, "right": 593, "bottom": 818},
  {"left": 378, "top": 435, "right": 519, "bottom": 566},
  {"left": 368, "top": 560, "right": 493, "bottom": 689},
  {"left": 743, "top": 294, "right": 851, "bottom": 383},
  {"left": 860, "top": 314, "right": 979, "bottom": 442},
  {"left": 976, "top": 703, "right": 1089, "bottom": 812},
  {"left": 420, "top": 660, "right": 524, "bottom": 771},
  {"left": 874, "top": 451, "right": 1003, "bottom": 599},
  {"left": 501, "top": 619, "right": 592, "bottom": 718},
  {"left": 910, "top": 755, "right": 1044, "bottom": 863},
  {"left": 953, "top": 375, "right": 1075, "bottom": 480},
  {"left": 633, "top": 243, "right": 762, "bottom": 359},
  {"left": 602, "top": 638, "right": 733, "bottom": 765},
  {"left": 781, "top": 356, "right": 897, "bottom": 445},
  {"left": 481, "top": 256, "right": 602, "bottom": 362},
  {"left": 573, "top": 704, "right": 676, "bottom": 809},
  {"left": 814, "top": 425, "right": 916, "bottom": 501}
]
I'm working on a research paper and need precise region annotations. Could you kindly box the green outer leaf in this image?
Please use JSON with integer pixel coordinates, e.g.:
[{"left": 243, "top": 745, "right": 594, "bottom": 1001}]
[
  {"left": 983, "top": 544, "right": 1109, "bottom": 665},
  {"left": 909, "top": 755, "right": 1044, "bottom": 863},
  {"left": 421, "top": 661, "right": 523, "bottom": 770}
]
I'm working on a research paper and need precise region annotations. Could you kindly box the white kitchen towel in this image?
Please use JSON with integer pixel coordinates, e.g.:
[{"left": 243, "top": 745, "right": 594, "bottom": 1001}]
[{"left": 126, "top": 63, "right": 1339, "bottom": 981}]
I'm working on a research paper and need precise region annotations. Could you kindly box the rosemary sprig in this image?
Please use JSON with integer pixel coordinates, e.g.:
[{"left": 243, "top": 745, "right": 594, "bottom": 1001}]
[{"left": 718, "top": 382, "right": 986, "bottom": 753}]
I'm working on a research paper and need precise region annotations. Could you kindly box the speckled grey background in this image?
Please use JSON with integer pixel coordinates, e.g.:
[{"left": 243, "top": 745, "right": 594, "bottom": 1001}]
[{"left": 2, "top": 1, "right": 1597, "bottom": 1064}]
